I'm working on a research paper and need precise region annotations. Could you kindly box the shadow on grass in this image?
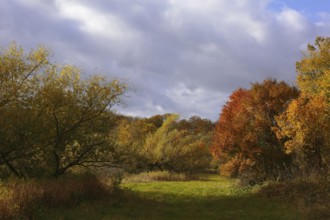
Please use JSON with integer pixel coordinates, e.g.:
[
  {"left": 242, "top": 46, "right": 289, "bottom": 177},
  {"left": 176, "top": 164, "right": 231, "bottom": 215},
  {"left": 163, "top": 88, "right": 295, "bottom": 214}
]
[
  {"left": 39, "top": 188, "right": 303, "bottom": 220},
  {"left": 108, "top": 189, "right": 302, "bottom": 220}
]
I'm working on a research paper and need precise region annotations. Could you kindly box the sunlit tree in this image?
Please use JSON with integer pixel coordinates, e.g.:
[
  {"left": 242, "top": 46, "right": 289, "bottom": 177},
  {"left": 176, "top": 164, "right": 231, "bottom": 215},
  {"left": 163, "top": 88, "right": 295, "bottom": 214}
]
[
  {"left": 275, "top": 37, "right": 330, "bottom": 179},
  {"left": 143, "top": 114, "right": 212, "bottom": 173},
  {"left": 212, "top": 79, "right": 298, "bottom": 180},
  {"left": 0, "top": 43, "right": 127, "bottom": 178}
]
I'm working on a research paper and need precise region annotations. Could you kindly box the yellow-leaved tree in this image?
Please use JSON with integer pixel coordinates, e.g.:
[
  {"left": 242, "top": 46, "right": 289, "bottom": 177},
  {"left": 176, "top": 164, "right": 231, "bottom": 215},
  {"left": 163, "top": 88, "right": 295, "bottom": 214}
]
[
  {"left": 143, "top": 114, "right": 212, "bottom": 173},
  {"left": 275, "top": 37, "right": 330, "bottom": 179},
  {"left": 111, "top": 117, "right": 157, "bottom": 172},
  {"left": 0, "top": 43, "right": 127, "bottom": 178}
]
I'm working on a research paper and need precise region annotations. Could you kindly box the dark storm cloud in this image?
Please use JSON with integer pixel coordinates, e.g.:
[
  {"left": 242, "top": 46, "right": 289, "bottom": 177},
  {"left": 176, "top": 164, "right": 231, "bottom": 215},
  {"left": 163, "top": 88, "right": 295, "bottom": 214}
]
[{"left": 1, "top": 0, "right": 330, "bottom": 120}]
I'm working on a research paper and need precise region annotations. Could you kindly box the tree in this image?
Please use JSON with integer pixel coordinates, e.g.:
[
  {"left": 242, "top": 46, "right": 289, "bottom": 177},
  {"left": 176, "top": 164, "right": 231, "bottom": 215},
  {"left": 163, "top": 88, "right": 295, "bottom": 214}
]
[
  {"left": 37, "top": 69, "right": 127, "bottom": 177},
  {"left": 212, "top": 79, "right": 298, "bottom": 180},
  {"left": 0, "top": 43, "right": 50, "bottom": 178},
  {"left": 275, "top": 37, "right": 330, "bottom": 179},
  {"left": 0, "top": 43, "right": 49, "bottom": 109},
  {"left": 247, "top": 79, "right": 299, "bottom": 180},
  {"left": 146, "top": 114, "right": 170, "bottom": 128},
  {"left": 275, "top": 95, "right": 329, "bottom": 177},
  {"left": 0, "top": 43, "right": 127, "bottom": 178},
  {"left": 111, "top": 114, "right": 214, "bottom": 173},
  {"left": 211, "top": 88, "right": 251, "bottom": 177},
  {"left": 111, "top": 116, "right": 157, "bottom": 172},
  {"left": 143, "top": 115, "right": 212, "bottom": 173},
  {"left": 177, "top": 116, "right": 215, "bottom": 134},
  {"left": 296, "top": 37, "right": 330, "bottom": 102}
]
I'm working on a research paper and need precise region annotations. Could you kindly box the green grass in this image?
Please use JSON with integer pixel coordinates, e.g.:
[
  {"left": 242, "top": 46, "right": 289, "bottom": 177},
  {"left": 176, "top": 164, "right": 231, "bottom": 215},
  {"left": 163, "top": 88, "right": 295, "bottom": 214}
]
[{"left": 38, "top": 175, "right": 302, "bottom": 220}]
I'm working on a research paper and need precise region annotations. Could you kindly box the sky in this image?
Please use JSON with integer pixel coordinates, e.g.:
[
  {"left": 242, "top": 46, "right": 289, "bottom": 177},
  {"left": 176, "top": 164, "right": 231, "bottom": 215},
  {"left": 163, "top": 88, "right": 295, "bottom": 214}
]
[{"left": 1, "top": 0, "right": 330, "bottom": 121}]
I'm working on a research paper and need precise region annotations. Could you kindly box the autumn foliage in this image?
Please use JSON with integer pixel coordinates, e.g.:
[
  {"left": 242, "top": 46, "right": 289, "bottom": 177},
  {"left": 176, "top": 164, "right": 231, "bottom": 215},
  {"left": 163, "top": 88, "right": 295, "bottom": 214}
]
[
  {"left": 213, "top": 37, "right": 330, "bottom": 183},
  {"left": 212, "top": 80, "right": 298, "bottom": 180},
  {"left": 0, "top": 43, "right": 128, "bottom": 178},
  {"left": 275, "top": 37, "right": 330, "bottom": 180},
  {"left": 112, "top": 114, "right": 214, "bottom": 173}
]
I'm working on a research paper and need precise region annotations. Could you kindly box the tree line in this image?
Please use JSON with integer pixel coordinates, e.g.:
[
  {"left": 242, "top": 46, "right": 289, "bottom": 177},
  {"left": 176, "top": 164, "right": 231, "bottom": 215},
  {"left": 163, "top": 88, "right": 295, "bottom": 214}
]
[
  {"left": 0, "top": 44, "right": 214, "bottom": 179},
  {"left": 0, "top": 37, "right": 328, "bottom": 183}
]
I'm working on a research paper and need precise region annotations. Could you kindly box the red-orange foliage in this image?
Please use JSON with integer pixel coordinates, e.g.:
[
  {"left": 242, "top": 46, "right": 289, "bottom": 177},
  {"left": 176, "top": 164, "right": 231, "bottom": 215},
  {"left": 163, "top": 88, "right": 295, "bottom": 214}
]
[
  {"left": 212, "top": 88, "right": 250, "bottom": 159},
  {"left": 211, "top": 88, "right": 254, "bottom": 177},
  {"left": 212, "top": 79, "right": 299, "bottom": 179}
]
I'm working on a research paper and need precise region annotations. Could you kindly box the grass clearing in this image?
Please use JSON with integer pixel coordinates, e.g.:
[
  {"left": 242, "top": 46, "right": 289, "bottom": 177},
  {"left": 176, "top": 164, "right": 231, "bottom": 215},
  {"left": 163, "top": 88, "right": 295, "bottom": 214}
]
[{"left": 38, "top": 174, "right": 302, "bottom": 219}]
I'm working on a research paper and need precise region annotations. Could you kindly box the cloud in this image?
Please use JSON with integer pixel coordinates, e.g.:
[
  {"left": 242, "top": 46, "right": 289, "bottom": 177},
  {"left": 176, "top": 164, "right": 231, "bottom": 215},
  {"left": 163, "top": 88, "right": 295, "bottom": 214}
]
[
  {"left": 276, "top": 8, "right": 309, "bottom": 31},
  {"left": 1, "top": 0, "right": 330, "bottom": 120}
]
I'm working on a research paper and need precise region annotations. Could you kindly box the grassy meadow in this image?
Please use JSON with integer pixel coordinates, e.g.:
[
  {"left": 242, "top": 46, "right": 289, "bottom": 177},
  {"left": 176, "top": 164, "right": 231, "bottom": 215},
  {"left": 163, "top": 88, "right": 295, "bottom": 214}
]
[{"left": 37, "top": 174, "right": 303, "bottom": 220}]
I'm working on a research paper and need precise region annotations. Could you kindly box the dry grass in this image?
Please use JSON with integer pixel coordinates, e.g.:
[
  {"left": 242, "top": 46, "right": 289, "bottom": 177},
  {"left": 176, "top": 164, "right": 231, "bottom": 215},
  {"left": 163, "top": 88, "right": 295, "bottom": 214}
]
[
  {"left": 123, "top": 171, "right": 199, "bottom": 183},
  {"left": 0, "top": 174, "right": 115, "bottom": 219}
]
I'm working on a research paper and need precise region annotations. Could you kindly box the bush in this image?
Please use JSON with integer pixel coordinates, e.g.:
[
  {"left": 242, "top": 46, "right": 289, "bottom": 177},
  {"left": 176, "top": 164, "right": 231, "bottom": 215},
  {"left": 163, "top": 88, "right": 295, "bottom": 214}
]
[{"left": 0, "top": 174, "right": 114, "bottom": 219}]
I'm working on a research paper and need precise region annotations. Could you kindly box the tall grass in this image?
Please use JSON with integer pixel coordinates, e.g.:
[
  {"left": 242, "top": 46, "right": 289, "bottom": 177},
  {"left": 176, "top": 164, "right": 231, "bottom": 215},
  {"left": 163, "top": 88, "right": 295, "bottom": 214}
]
[{"left": 0, "top": 174, "right": 115, "bottom": 219}]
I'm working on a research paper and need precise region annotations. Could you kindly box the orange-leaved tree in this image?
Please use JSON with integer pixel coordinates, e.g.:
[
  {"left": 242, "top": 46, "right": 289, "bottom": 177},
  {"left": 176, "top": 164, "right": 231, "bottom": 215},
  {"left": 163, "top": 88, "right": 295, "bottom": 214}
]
[
  {"left": 212, "top": 88, "right": 251, "bottom": 177},
  {"left": 212, "top": 79, "right": 298, "bottom": 180}
]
